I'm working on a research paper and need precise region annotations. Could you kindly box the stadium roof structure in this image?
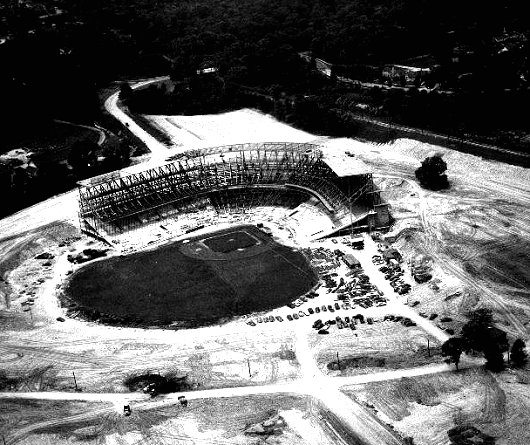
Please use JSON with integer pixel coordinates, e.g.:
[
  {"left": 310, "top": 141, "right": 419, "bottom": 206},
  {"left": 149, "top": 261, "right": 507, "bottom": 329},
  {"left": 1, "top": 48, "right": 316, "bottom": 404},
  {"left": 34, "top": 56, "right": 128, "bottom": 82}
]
[{"left": 322, "top": 155, "right": 371, "bottom": 177}]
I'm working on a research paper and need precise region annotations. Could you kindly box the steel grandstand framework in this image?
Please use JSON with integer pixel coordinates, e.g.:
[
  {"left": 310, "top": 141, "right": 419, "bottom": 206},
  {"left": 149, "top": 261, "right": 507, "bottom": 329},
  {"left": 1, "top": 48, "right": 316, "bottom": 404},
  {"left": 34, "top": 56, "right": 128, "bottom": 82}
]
[{"left": 79, "top": 142, "right": 386, "bottom": 236}]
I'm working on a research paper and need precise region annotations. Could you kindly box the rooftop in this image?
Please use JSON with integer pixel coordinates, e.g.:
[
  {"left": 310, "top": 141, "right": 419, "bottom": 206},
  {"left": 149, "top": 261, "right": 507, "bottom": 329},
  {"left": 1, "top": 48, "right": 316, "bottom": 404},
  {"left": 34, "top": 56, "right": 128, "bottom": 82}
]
[{"left": 323, "top": 155, "right": 371, "bottom": 177}]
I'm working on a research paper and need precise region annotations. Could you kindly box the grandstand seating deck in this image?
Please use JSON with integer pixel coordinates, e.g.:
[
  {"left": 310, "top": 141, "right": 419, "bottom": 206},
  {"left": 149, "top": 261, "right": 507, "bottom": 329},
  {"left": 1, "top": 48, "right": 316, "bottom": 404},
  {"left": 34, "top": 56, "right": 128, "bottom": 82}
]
[{"left": 78, "top": 143, "right": 375, "bottom": 236}]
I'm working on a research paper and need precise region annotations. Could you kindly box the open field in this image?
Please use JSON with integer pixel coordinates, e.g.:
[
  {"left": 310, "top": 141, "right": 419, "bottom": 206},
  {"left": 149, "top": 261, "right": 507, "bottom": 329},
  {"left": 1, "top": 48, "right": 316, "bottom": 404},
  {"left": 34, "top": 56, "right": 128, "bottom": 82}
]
[
  {"left": 1, "top": 394, "right": 345, "bottom": 445},
  {"left": 63, "top": 225, "right": 317, "bottom": 326},
  {"left": 309, "top": 319, "right": 442, "bottom": 376},
  {"left": 343, "top": 367, "right": 530, "bottom": 445},
  {"left": 146, "top": 109, "right": 317, "bottom": 151}
]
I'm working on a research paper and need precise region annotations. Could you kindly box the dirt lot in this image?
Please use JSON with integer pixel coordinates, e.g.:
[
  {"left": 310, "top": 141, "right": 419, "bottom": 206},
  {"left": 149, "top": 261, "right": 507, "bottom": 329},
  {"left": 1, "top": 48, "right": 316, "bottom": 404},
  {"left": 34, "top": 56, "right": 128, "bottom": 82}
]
[
  {"left": 308, "top": 319, "right": 442, "bottom": 376},
  {"left": 0, "top": 399, "right": 113, "bottom": 444},
  {"left": 146, "top": 108, "right": 317, "bottom": 152},
  {"left": 2, "top": 394, "right": 340, "bottom": 445},
  {"left": 344, "top": 367, "right": 530, "bottom": 445}
]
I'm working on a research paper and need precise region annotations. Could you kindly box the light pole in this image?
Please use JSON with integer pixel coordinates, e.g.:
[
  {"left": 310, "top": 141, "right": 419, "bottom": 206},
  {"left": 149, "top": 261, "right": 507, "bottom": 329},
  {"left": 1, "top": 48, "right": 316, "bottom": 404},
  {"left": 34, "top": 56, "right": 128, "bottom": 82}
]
[{"left": 72, "top": 371, "right": 78, "bottom": 391}]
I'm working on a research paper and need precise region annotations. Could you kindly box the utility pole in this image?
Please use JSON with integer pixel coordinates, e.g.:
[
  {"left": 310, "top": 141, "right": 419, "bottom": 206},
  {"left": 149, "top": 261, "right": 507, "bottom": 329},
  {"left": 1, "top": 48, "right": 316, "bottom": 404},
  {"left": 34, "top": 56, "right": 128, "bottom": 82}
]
[
  {"left": 336, "top": 351, "right": 341, "bottom": 370},
  {"left": 72, "top": 371, "right": 78, "bottom": 391},
  {"left": 2, "top": 434, "right": 6, "bottom": 445},
  {"left": 427, "top": 337, "right": 431, "bottom": 357},
  {"left": 247, "top": 359, "right": 251, "bottom": 378}
]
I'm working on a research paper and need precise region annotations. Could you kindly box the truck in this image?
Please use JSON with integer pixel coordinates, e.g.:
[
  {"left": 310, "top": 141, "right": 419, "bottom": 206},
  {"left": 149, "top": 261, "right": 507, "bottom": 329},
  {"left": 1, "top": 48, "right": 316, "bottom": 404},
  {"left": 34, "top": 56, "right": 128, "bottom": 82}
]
[{"left": 343, "top": 254, "right": 361, "bottom": 269}]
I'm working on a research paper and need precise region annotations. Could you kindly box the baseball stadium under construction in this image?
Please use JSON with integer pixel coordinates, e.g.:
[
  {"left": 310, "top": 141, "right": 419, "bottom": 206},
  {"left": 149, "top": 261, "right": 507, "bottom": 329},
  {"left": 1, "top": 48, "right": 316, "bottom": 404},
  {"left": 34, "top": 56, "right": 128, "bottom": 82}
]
[{"left": 78, "top": 142, "right": 390, "bottom": 238}]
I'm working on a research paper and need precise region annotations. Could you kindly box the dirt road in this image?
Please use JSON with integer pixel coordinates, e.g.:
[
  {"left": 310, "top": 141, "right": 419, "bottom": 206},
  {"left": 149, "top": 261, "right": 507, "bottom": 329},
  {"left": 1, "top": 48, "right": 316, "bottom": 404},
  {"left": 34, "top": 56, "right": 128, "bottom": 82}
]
[{"left": 104, "top": 77, "right": 170, "bottom": 156}]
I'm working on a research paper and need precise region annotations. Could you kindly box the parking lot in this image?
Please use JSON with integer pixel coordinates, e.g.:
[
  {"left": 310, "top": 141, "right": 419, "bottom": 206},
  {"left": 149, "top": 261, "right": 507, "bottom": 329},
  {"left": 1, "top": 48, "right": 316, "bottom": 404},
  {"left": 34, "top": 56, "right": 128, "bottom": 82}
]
[{"left": 245, "top": 234, "right": 413, "bottom": 329}]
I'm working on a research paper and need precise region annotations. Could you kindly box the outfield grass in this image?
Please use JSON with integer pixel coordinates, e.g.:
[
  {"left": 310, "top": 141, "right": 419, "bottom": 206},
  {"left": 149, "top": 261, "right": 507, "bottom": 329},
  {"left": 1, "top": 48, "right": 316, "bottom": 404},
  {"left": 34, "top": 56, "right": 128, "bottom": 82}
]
[{"left": 64, "top": 225, "right": 317, "bottom": 326}]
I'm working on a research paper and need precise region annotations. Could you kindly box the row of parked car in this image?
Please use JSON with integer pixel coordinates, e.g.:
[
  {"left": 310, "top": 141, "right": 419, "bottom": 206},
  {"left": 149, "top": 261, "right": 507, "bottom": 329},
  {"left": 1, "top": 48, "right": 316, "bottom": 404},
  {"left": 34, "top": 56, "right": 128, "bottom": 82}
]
[
  {"left": 312, "top": 313, "right": 373, "bottom": 334},
  {"left": 246, "top": 297, "right": 376, "bottom": 327},
  {"left": 383, "top": 314, "right": 417, "bottom": 327},
  {"left": 372, "top": 254, "right": 411, "bottom": 295},
  {"left": 336, "top": 268, "right": 387, "bottom": 309}
]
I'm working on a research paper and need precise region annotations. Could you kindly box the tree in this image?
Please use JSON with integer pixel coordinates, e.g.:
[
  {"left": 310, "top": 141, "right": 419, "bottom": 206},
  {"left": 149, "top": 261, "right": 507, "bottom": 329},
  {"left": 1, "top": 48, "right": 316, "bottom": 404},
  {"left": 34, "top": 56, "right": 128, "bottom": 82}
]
[
  {"left": 510, "top": 339, "right": 528, "bottom": 368},
  {"left": 68, "top": 139, "right": 99, "bottom": 176},
  {"left": 102, "top": 138, "right": 131, "bottom": 171},
  {"left": 461, "top": 308, "right": 494, "bottom": 353},
  {"left": 484, "top": 343, "right": 505, "bottom": 372},
  {"left": 442, "top": 337, "right": 464, "bottom": 370},
  {"left": 461, "top": 308, "right": 509, "bottom": 371},
  {"left": 119, "top": 82, "right": 133, "bottom": 103},
  {"left": 415, "top": 155, "right": 449, "bottom": 190}
]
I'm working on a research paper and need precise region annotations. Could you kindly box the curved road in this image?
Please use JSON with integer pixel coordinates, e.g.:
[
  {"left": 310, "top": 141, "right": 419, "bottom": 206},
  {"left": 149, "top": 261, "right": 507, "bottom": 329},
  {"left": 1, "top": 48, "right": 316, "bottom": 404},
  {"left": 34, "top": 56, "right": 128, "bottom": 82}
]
[{"left": 104, "top": 77, "right": 170, "bottom": 156}]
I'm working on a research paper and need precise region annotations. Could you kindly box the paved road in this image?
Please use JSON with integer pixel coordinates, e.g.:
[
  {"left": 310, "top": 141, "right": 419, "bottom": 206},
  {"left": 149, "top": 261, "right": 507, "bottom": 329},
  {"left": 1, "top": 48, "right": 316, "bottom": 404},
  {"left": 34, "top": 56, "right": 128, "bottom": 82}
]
[
  {"left": 104, "top": 77, "right": 170, "bottom": 156},
  {"left": 53, "top": 119, "right": 106, "bottom": 146}
]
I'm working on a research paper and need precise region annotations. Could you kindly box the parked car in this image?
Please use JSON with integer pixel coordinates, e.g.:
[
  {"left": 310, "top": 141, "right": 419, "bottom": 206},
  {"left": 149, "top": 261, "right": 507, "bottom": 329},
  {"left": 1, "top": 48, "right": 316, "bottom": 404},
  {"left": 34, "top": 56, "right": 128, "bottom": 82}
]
[
  {"left": 123, "top": 405, "right": 132, "bottom": 416},
  {"left": 315, "top": 307, "right": 321, "bottom": 313},
  {"left": 322, "top": 305, "right": 328, "bottom": 312},
  {"left": 334, "top": 302, "right": 340, "bottom": 310},
  {"left": 308, "top": 308, "right": 314, "bottom": 314},
  {"left": 293, "top": 313, "right": 299, "bottom": 320},
  {"left": 298, "top": 311, "right": 305, "bottom": 317},
  {"left": 276, "top": 316, "right": 283, "bottom": 322},
  {"left": 287, "top": 314, "right": 293, "bottom": 321}
]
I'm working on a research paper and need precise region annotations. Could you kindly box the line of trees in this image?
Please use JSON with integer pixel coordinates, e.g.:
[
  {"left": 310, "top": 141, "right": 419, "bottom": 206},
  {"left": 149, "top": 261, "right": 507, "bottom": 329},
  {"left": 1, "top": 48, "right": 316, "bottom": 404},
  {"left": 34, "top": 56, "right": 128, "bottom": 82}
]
[{"left": 442, "top": 308, "right": 527, "bottom": 372}]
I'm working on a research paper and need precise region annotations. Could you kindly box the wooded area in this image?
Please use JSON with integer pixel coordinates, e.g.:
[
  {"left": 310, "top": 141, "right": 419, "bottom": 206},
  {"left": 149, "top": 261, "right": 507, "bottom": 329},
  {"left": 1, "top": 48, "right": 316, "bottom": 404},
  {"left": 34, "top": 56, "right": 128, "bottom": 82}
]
[{"left": 0, "top": 0, "right": 528, "bottom": 216}]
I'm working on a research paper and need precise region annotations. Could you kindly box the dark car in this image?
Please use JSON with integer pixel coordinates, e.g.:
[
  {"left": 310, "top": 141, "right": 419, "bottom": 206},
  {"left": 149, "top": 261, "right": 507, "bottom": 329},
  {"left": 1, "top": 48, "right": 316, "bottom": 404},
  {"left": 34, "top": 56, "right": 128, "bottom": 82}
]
[
  {"left": 124, "top": 405, "right": 132, "bottom": 416},
  {"left": 293, "top": 313, "right": 299, "bottom": 320},
  {"left": 276, "top": 316, "right": 283, "bottom": 322},
  {"left": 322, "top": 305, "right": 327, "bottom": 312},
  {"left": 308, "top": 308, "right": 314, "bottom": 314},
  {"left": 287, "top": 314, "right": 293, "bottom": 321},
  {"left": 315, "top": 307, "right": 321, "bottom": 313},
  {"left": 318, "top": 329, "right": 329, "bottom": 334}
]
